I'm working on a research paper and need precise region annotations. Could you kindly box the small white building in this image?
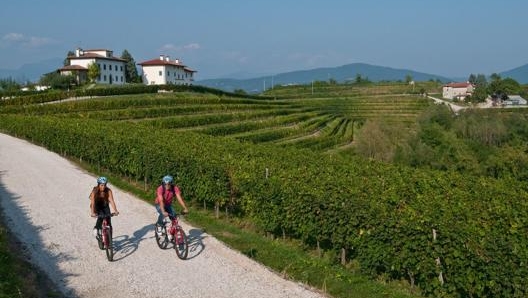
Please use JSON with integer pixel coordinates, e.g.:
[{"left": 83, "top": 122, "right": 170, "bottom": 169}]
[
  {"left": 59, "top": 48, "right": 127, "bottom": 85},
  {"left": 502, "top": 95, "right": 527, "bottom": 106},
  {"left": 442, "top": 82, "right": 474, "bottom": 100},
  {"left": 138, "top": 55, "right": 196, "bottom": 86}
]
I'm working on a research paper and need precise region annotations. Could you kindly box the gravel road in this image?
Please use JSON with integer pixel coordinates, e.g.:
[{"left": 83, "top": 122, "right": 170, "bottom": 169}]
[{"left": 0, "top": 133, "right": 325, "bottom": 298}]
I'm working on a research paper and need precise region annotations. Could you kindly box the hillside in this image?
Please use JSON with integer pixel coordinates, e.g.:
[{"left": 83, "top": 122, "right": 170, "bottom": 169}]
[
  {"left": 197, "top": 63, "right": 454, "bottom": 93},
  {"left": 500, "top": 63, "right": 528, "bottom": 84}
]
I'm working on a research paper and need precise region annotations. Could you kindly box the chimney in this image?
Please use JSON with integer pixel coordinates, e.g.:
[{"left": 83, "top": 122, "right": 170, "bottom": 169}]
[
  {"left": 175, "top": 59, "right": 180, "bottom": 64},
  {"left": 165, "top": 56, "right": 170, "bottom": 61},
  {"left": 159, "top": 55, "right": 164, "bottom": 60}
]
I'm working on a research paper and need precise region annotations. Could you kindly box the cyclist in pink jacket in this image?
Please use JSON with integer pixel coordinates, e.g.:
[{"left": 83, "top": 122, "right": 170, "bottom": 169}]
[{"left": 155, "top": 175, "right": 189, "bottom": 235}]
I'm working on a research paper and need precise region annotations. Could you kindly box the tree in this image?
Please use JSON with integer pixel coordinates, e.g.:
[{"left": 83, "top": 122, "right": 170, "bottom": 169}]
[
  {"left": 487, "top": 75, "right": 520, "bottom": 100},
  {"left": 87, "top": 62, "right": 100, "bottom": 83},
  {"left": 501, "top": 77, "right": 521, "bottom": 95},
  {"left": 472, "top": 85, "right": 488, "bottom": 102},
  {"left": 468, "top": 74, "right": 477, "bottom": 84},
  {"left": 39, "top": 72, "right": 74, "bottom": 90},
  {"left": 0, "top": 77, "right": 21, "bottom": 92},
  {"left": 475, "top": 74, "right": 487, "bottom": 86},
  {"left": 63, "top": 50, "right": 74, "bottom": 66},
  {"left": 121, "top": 49, "right": 140, "bottom": 83}
]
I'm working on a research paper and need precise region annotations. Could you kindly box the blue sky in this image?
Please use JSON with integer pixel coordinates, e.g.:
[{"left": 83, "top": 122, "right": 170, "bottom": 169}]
[{"left": 0, "top": 0, "right": 526, "bottom": 80}]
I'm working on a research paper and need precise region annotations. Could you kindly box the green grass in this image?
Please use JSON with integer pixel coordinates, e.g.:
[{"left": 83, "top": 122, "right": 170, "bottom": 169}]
[{"left": 0, "top": 213, "right": 63, "bottom": 298}]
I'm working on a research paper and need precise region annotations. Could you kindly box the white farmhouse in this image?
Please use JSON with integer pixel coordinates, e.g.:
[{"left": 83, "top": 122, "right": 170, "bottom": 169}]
[
  {"left": 138, "top": 55, "right": 196, "bottom": 85},
  {"left": 442, "top": 82, "right": 474, "bottom": 100},
  {"left": 59, "top": 48, "right": 126, "bottom": 85}
]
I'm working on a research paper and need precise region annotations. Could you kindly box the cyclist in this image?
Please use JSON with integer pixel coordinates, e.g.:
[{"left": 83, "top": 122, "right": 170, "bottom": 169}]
[
  {"left": 155, "top": 175, "right": 189, "bottom": 235},
  {"left": 90, "top": 176, "right": 119, "bottom": 237}
]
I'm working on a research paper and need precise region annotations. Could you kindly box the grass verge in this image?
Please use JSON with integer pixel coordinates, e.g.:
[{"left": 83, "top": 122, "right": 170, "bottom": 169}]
[{"left": 0, "top": 209, "right": 63, "bottom": 298}]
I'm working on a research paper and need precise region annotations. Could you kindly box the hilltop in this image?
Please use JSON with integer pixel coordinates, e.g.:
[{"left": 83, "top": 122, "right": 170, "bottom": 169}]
[{"left": 197, "top": 63, "right": 455, "bottom": 93}]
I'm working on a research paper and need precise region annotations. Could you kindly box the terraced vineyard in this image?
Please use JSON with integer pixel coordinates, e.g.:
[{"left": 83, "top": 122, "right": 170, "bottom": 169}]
[
  {"left": 14, "top": 89, "right": 432, "bottom": 154},
  {"left": 4, "top": 83, "right": 528, "bottom": 298}
]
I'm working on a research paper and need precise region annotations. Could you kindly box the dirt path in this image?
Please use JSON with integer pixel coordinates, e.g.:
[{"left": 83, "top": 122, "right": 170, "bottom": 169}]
[{"left": 0, "top": 133, "right": 325, "bottom": 298}]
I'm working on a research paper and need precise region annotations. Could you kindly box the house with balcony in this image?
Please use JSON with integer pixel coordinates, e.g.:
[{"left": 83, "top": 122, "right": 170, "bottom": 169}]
[
  {"left": 59, "top": 48, "right": 126, "bottom": 85},
  {"left": 442, "top": 82, "right": 474, "bottom": 100},
  {"left": 138, "top": 55, "right": 196, "bottom": 86}
]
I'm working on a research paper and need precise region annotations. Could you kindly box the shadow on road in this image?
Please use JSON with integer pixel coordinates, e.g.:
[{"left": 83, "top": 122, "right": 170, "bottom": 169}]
[
  {"left": 186, "top": 228, "right": 206, "bottom": 260},
  {"left": 0, "top": 170, "right": 74, "bottom": 297},
  {"left": 111, "top": 224, "right": 153, "bottom": 262}
]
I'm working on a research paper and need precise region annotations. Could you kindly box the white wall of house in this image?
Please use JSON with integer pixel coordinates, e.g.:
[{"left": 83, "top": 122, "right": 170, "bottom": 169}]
[
  {"left": 140, "top": 56, "right": 195, "bottom": 86},
  {"left": 142, "top": 65, "right": 167, "bottom": 85},
  {"left": 68, "top": 49, "right": 126, "bottom": 85},
  {"left": 442, "top": 83, "right": 474, "bottom": 100}
]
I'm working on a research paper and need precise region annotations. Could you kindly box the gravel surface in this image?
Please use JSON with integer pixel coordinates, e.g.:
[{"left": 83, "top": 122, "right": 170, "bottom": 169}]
[{"left": 0, "top": 133, "right": 326, "bottom": 298}]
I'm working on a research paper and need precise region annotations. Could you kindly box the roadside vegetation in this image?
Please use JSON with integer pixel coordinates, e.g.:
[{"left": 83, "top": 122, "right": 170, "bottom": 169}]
[
  {"left": 1, "top": 79, "right": 527, "bottom": 298},
  {"left": 0, "top": 207, "right": 63, "bottom": 298}
]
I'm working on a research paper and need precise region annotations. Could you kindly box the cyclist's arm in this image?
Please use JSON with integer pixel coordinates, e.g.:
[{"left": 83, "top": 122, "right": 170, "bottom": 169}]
[
  {"left": 108, "top": 189, "right": 119, "bottom": 215},
  {"left": 89, "top": 190, "right": 96, "bottom": 216},
  {"left": 175, "top": 192, "right": 188, "bottom": 214},
  {"left": 156, "top": 187, "right": 168, "bottom": 216}
]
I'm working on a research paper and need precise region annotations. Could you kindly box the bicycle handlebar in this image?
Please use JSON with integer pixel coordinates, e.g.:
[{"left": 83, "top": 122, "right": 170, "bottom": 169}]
[{"left": 92, "top": 212, "right": 118, "bottom": 218}]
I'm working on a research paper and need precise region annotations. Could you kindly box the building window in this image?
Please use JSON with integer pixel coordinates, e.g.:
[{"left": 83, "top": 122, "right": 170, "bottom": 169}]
[
  {"left": 120, "top": 66, "right": 123, "bottom": 71},
  {"left": 103, "top": 75, "right": 107, "bottom": 81},
  {"left": 109, "top": 65, "right": 112, "bottom": 70},
  {"left": 159, "top": 71, "right": 162, "bottom": 76},
  {"left": 103, "top": 64, "right": 106, "bottom": 70}
]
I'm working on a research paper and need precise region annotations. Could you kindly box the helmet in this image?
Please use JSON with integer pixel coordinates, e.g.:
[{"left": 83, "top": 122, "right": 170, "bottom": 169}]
[
  {"left": 162, "top": 175, "right": 174, "bottom": 185},
  {"left": 97, "top": 176, "right": 108, "bottom": 185}
]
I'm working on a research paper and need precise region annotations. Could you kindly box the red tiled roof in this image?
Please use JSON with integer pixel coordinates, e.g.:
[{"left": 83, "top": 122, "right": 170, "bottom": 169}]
[
  {"left": 59, "top": 65, "right": 88, "bottom": 71},
  {"left": 68, "top": 52, "right": 126, "bottom": 62},
  {"left": 138, "top": 58, "right": 186, "bottom": 67},
  {"left": 444, "top": 82, "right": 473, "bottom": 88}
]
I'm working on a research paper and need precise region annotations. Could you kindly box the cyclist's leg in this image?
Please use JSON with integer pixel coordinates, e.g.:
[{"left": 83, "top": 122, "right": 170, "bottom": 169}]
[
  {"left": 94, "top": 210, "right": 103, "bottom": 230},
  {"left": 155, "top": 204, "right": 164, "bottom": 226},
  {"left": 103, "top": 205, "right": 112, "bottom": 227},
  {"left": 166, "top": 204, "right": 176, "bottom": 219}
]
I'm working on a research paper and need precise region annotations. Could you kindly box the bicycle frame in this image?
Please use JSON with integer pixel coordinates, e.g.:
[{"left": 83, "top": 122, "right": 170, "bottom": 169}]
[
  {"left": 155, "top": 214, "right": 188, "bottom": 259},
  {"left": 96, "top": 212, "right": 115, "bottom": 261}
]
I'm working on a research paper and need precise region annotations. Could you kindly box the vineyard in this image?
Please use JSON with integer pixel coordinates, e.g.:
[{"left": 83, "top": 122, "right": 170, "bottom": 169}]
[{"left": 1, "top": 83, "right": 527, "bottom": 298}]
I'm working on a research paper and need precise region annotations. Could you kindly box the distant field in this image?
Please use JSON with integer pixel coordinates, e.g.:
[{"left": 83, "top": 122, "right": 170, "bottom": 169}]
[{"left": 12, "top": 88, "right": 432, "bottom": 154}]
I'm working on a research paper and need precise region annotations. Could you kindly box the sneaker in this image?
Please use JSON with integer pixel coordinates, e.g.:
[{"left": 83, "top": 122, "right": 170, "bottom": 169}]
[{"left": 156, "top": 225, "right": 163, "bottom": 236}]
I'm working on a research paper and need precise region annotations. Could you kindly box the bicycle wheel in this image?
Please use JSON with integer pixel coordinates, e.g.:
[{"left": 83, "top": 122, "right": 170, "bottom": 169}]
[
  {"left": 96, "top": 231, "right": 104, "bottom": 250},
  {"left": 105, "top": 227, "right": 114, "bottom": 261},
  {"left": 154, "top": 224, "right": 168, "bottom": 249},
  {"left": 174, "top": 226, "right": 188, "bottom": 260}
]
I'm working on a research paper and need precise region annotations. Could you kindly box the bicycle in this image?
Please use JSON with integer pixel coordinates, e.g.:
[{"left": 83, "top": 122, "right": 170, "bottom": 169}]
[
  {"left": 154, "top": 213, "right": 188, "bottom": 260},
  {"left": 94, "top": 212, "right": 117, "bottom": 262}
]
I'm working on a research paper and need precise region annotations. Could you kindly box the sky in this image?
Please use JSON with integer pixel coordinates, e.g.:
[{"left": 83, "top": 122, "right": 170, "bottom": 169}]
[{"left": 0, "top": 0, "right": 527, "bottom": 80}]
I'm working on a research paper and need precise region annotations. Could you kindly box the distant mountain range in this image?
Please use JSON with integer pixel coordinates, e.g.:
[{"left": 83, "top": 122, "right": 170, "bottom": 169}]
[
  {"left": 197, "top": 63, "right": 528, "bottom": 93},
  {"left": 2, "top": 59, "right": 528, "bottom": 93},
  {"left": 0, "top": 58, "right": 63, "bottom": 83}
]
